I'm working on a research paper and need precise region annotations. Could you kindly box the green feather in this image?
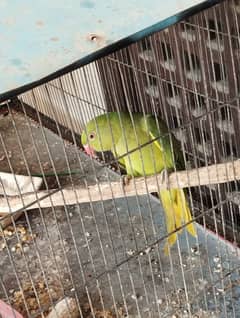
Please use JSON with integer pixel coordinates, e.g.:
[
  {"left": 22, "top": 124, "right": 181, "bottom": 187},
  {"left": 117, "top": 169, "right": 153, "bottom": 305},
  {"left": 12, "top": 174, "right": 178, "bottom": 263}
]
[{"left": 82, "top": 112, "right": 196, "bottom": 253}]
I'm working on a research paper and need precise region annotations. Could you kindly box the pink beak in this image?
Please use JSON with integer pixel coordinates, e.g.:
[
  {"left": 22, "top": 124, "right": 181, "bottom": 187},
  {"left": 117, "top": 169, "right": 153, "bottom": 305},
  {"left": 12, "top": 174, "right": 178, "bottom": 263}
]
[{"left": 83, "top": 144, "right": 96, "bottom": 157}]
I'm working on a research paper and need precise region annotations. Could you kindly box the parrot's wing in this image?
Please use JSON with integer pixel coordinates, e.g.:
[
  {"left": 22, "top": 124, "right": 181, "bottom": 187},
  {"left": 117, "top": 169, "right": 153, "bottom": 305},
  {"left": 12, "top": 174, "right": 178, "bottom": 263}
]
[{"left": 142, "top": 115, "right": 185, "bottom": 170}]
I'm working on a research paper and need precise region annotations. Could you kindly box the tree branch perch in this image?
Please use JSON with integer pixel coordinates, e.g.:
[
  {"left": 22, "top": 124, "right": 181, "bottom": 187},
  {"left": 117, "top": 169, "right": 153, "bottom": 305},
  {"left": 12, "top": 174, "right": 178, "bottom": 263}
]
[{"left": 0, "top": 159, "right": 240, "bottom": 214}]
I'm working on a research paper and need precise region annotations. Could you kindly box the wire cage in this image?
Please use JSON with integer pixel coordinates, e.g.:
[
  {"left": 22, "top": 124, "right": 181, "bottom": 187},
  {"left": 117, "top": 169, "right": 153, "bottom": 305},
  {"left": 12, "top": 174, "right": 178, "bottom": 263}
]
[{"left": 0, "top": 0, "right": 240, "bottom": 317}]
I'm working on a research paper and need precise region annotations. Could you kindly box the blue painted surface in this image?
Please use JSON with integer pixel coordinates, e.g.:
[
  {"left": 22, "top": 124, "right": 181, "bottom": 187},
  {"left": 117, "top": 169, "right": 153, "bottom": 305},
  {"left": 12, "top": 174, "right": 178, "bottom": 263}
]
[{"left": 0, "top": 0, "right": 215, "bottom": 96}]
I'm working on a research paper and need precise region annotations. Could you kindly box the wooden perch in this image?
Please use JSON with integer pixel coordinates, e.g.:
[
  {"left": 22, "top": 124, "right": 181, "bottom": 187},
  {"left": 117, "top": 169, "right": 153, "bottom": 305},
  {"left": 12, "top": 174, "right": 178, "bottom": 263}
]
[{"left": 0, "top": 159, "right": 240, "bottom": 214}]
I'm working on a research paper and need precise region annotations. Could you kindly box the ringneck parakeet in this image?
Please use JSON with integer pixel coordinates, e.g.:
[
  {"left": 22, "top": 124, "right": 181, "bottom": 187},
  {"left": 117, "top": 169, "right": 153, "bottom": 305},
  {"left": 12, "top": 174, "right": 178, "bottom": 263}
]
[{"left": 81, "top": 112, "right": 196, "bottom": 253}]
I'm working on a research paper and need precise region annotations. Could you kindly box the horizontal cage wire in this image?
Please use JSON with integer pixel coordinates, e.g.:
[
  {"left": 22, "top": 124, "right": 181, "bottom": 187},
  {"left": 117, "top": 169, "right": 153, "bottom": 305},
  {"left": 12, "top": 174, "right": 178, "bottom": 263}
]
[{"left": 0, "top": 1, "right": 240, "bottom": 317}]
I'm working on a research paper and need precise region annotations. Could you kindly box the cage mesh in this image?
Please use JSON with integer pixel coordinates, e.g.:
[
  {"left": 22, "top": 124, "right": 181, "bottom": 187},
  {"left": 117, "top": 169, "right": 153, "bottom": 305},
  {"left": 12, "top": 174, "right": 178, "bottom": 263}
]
[{"left": 0, "top": 0, "right": 240, "bottom": 317}]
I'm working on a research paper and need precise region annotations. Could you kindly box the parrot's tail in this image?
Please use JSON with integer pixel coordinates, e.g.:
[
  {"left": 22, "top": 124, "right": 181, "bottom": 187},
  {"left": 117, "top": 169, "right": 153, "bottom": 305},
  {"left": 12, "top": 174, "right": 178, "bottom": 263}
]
[{"left": 159, "top": 188, "right": 196, "bottom": 254}]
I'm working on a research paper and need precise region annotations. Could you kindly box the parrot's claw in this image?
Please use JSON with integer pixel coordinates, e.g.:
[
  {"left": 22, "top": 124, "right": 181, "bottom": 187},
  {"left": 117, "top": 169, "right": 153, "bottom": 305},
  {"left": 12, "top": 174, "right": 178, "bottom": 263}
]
[
  {"left": 159, "top": 169, "right": 170, "bottom": 190},
  {"left": 120, "top": 174, "right": 132, "bottom": 191}
]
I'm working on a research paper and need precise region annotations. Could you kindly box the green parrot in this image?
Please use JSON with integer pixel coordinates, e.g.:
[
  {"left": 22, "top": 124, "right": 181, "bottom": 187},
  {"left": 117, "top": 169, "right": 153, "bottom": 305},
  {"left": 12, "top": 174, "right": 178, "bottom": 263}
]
[{"left": 81, "top": 112, "right": 196, "bottom": 253}]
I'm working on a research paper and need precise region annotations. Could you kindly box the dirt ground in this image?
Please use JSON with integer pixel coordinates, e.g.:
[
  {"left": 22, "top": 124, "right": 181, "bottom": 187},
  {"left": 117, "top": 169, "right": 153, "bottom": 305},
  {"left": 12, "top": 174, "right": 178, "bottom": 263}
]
[{"left": 0, "top": 110, "right": 239, "bottom": 317}]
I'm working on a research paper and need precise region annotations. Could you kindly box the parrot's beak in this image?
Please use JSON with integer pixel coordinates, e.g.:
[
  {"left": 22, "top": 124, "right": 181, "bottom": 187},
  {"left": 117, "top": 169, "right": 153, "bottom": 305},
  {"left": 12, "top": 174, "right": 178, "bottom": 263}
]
[{"left": 83, "top": 144, "right": 96, "bottom": 157}]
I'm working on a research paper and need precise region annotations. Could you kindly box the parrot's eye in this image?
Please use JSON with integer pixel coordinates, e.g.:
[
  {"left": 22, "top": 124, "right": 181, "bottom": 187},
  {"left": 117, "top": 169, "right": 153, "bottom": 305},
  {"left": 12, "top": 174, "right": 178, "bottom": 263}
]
[{"left": 89, "top": 132, "right": 95, "bottom": 140}]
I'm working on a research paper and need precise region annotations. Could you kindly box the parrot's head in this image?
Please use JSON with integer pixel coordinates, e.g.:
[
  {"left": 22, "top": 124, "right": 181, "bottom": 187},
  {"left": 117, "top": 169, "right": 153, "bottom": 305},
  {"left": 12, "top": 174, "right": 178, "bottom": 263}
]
[{"left": 81, "top": 114, "right": 116, "bottom": 157}]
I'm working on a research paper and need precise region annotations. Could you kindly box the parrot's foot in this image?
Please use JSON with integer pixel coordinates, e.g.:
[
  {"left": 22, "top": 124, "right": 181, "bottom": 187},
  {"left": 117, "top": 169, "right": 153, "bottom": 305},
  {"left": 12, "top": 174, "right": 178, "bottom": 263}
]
[
  {"left": 120, "top": 174, "right": 132, "bottom": 191},
  {"left": 159, "top": 169, "right": 170, "bottom": 190}
]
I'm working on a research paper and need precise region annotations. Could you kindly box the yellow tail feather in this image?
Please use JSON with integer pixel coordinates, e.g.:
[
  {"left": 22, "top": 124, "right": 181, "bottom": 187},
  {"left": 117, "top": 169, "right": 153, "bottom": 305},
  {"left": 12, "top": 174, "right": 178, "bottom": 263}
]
[
  {"left": 177, "top": 189, "right": 197, "bottom": 237},
  {"left": 160, "top": 188, "right": 196, "bottom": 254}
]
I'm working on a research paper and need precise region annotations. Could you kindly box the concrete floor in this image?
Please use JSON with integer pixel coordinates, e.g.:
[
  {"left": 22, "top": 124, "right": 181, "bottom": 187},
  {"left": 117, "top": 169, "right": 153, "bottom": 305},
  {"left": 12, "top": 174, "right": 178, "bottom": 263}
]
[{"left": 0, "top": 110, "right": 239, "bottom": 317}]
